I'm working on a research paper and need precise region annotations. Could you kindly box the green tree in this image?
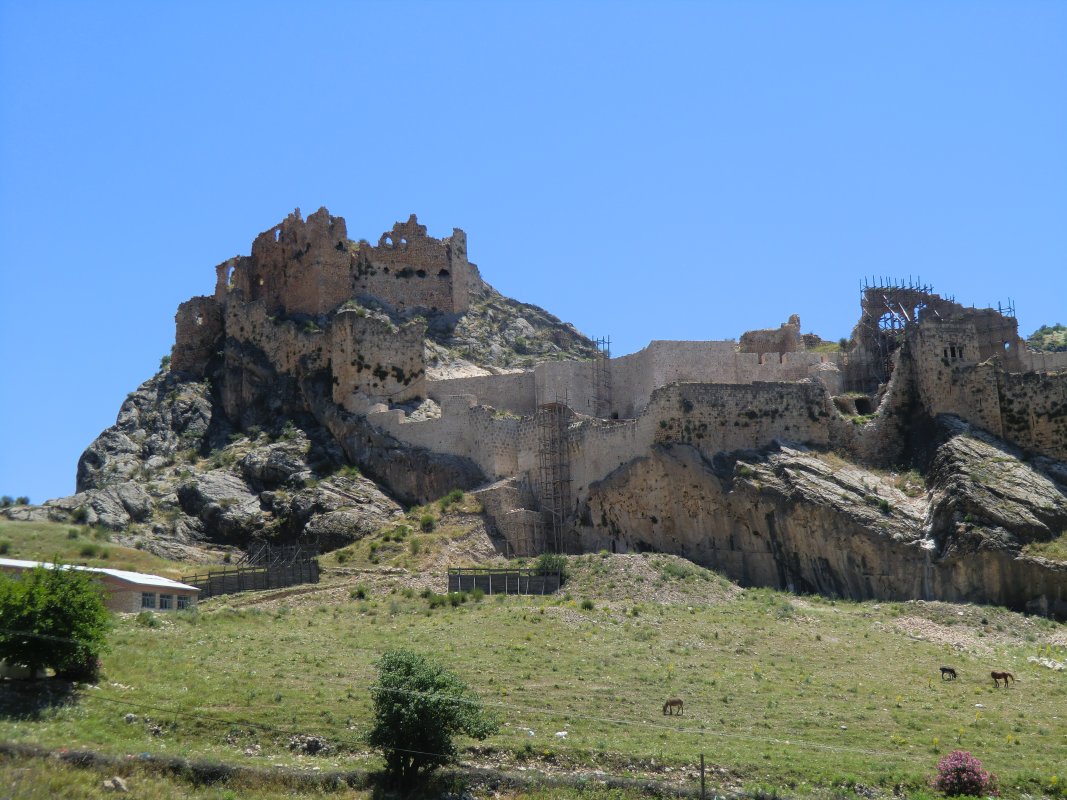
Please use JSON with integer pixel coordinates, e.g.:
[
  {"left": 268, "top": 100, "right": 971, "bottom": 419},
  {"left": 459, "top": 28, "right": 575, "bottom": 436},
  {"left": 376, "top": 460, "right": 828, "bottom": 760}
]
[
  {"left": 367, "top": 648, "right": 498, "bottom": 785},
  {"left": 0, "top": 564, "right": 111, "bottom": 679}
]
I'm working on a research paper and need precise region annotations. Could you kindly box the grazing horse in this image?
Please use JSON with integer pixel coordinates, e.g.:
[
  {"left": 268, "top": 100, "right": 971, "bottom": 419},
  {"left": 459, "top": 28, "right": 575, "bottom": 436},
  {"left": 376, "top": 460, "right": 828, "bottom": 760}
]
[
  {"left": 991, "top": 671, "right": 1015, "bottom": 688},
  {"left": 663, "top": 698, "right": 684, "bottom": 716},
  {"left": 940, "top": 666, "right": 958, "bottom": 681}
]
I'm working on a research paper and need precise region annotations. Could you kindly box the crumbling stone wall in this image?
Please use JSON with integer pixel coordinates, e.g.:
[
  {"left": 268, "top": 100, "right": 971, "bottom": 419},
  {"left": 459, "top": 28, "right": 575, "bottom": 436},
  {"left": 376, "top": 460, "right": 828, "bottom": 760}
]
[
  {"left": 214, "top": 209, "right": 472, "bottom": 318},
  {"left": 329, "top": 310, "right": 425, "bottom": 408},
  {"left": 998, "top": 371, "right": 1067, "bottom": 460},
  {"left": 426, "top": 372, "right": 537, "bottom": 416},
  {"left": 424, "top": 340, "right": 845, "bottom": 422},
  {"left": 738, "top": 314, "right": 804, "bottom": 358},
  {"left": 172, "top": 297, "right": 224, "bottom": 377},
  {"left": 360, "top": 216, "right": 472, "bottom": 314}
]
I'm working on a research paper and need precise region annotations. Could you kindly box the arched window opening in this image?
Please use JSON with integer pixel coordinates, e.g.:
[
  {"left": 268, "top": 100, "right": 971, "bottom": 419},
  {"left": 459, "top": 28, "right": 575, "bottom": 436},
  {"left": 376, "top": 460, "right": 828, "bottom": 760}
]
[{"left": 438, "top": 269, "right": 450, "bottom": 277}]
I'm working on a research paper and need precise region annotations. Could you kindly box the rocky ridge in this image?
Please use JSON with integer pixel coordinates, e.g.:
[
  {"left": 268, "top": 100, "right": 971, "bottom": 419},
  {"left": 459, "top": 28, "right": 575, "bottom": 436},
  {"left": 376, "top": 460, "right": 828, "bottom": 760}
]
[
  {"left": 5, "top": 210, "right": 1065, "bottom": 617},
  {"left": 578, "top": 416, "right": 1067, "bottom": 614}
]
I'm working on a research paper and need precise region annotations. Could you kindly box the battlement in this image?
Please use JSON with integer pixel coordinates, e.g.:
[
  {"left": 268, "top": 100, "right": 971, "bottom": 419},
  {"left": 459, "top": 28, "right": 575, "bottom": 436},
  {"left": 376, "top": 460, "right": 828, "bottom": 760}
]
[{"left": 213, "top": 208, "right": 474, "bottom": 317}]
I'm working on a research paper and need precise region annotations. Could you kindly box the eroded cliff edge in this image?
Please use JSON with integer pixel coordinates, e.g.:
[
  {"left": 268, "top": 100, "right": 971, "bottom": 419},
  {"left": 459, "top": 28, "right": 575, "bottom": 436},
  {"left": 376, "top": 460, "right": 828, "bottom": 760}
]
[
  {"left": 577, "top": 417, "right": 1067, "bottom": 615},
  {"left": 8, "top": 208, "right": 1066, "bottom": 615}
]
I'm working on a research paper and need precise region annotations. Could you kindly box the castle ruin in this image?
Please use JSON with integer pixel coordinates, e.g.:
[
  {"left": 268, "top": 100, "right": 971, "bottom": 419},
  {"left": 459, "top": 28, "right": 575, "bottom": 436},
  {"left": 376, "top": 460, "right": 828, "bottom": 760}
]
[{"left": 172, "top": 209, "right": 1067, "bottom": 571}]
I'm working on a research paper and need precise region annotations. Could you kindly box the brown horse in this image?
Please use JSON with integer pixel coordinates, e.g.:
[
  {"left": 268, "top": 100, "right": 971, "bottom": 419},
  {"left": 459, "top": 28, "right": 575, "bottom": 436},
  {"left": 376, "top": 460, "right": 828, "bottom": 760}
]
[
  {"left": 663, "top": 698, "right": 684, "bottom": 715},
  {"left": 991, "top": 671, "right": 1015, "bottom": 688}
]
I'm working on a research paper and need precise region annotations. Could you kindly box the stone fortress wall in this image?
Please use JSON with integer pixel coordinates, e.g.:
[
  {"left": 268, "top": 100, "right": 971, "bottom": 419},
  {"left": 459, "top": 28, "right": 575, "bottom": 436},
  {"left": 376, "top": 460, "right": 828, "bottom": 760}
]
[
  {"left": 172, "top": 210, "right": 1067, "bottom": 552},
  {"left": 213, "top": 208, "right": 474, "bottom": 318}
]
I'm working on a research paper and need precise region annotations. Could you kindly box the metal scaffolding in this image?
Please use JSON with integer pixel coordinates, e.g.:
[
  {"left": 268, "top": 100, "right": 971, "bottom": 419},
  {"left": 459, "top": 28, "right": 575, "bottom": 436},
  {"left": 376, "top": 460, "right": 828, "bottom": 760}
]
[
  {"left": 537, "top": 395, "right": 571, "bottom": 553},
  {"left": 591, "top": 336, "right": 612, "bottom": 418}
]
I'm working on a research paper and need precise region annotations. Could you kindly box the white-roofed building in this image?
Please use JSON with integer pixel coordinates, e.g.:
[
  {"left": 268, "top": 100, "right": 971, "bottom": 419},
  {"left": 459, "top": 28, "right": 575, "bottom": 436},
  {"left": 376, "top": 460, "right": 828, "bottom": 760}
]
[{"left": 0, "top": 558, "right": 199, "bottom": 613}]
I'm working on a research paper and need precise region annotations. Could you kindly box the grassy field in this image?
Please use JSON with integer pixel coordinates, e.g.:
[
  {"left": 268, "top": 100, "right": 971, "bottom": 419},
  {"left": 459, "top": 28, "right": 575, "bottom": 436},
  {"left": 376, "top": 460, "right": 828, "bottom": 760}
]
[
  {"left": 0, "top": 519, "right": 196, "bottom": 578},
  {"left": 1, "top": 517, "right": 1066, "bottom": 799}
]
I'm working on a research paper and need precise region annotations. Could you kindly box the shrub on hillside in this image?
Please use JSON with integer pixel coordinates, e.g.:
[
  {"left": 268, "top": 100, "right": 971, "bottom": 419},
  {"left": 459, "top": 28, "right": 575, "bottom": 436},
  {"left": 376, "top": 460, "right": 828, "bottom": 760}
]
[
  {"left": 0, "top": 564, "right": 110, "bottom": 680},
  {"left": 534, "top": 551, "right": 568, "bottom": 579},
  {"left": 932, "top": 750, "right": 997, "bottom": 796},
  {"left": 367, "top": 649, "right": 498, "bottom": 785}
]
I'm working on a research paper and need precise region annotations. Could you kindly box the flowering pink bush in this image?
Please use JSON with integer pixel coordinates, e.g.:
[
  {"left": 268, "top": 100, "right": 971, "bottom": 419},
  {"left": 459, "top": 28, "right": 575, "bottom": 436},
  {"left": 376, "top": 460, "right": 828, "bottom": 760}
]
[{"left": 932, "top": 750, "right": 998, "bottom": 796}]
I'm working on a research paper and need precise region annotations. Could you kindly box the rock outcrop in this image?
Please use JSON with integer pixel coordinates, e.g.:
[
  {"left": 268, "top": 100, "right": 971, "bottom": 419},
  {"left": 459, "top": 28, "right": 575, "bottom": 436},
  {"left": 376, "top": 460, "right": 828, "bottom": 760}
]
[
  {"left": 7, "top": 210, "right": 1064, "bottom": 616},
  {"left": 577, "top": 417, "right": 1067, "bottom": 617}
]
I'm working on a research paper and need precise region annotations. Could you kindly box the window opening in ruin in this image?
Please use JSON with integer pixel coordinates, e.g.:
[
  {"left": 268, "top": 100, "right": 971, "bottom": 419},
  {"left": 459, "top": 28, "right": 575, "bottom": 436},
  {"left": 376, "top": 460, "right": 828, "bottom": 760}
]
[
  {"left": 1003, "top": 341, "right": 1011, "bottom": 350},
  {"left": 383, "top": 235, "right": 393, "bottom": 247},
  {"left": 258, "top": 278, "right": 264, "bottom": 286},
  {"left": 226, "top": 265, "right": 235, "bottom": 288},
  {"left": 416, "top": 269, "right": 426, "bottom": 277},
  {"left": 195, "top": 314, "right": 203, "bottom": 327},
  {"left": 274, "top": 229, "right": 281, "bottom": 242},
  {"left": 399, "top": 237, "right": 408, "bottom": 246},
  {"left": 438, "top": 269, "right": 450, "bottom": 277}
]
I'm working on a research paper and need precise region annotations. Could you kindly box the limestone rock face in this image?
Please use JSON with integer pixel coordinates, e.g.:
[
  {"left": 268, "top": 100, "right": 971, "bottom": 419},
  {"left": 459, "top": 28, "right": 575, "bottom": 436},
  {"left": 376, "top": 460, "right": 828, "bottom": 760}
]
[
  {"left": 24, "top": 370, "right": 407, "bottom": 557},
  {"left": 77, "top": 372, "right": 216, "bottom": 492},
  {"left": 578, "top": 419, "right": 1067, "bottom": 617}
]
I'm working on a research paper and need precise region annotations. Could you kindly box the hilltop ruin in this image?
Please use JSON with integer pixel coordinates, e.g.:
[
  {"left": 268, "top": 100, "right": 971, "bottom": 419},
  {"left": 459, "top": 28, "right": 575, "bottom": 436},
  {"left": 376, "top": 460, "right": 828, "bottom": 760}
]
[{"left": 26, "top": 207, "right": 1064, "bottom": 616}]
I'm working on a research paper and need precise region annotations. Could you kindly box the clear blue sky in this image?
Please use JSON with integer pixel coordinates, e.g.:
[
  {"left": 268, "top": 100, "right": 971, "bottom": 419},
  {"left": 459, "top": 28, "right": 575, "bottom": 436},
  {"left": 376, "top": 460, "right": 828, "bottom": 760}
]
[{"left": 1, "top": 1, "right": 1064, "bottom": 504}]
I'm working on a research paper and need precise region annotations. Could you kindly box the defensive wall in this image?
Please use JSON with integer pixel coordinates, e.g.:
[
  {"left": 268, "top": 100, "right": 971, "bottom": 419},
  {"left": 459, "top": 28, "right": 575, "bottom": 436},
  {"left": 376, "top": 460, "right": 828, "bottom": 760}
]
[
  {"left": 425, "top": 340, "right": 850, "bottom": 421},
  {"left": 213, "top": 208, "right": 474, "bottom": 318},
  {"left": 912, "top": 315, "right": 1067, "bottom": 460},
  {"left": 212, "top": 299, "right": 427, "bottom": 421},
  {"left": 171, "top": 212, "right": 1067, "bottom": 525},
  {"left": 369, "top": 378, "right": 853, "bottom": 508}
]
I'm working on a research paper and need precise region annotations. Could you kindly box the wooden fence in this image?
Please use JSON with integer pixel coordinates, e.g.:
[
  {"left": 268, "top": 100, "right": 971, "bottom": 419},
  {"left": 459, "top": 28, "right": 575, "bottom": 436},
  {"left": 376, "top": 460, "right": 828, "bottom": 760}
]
[
  {"left": 447, "top": 568, "right": 561, "bottom": 596},
  {"left": 182, "top": 559, "right": 320, "bottom": 599}
]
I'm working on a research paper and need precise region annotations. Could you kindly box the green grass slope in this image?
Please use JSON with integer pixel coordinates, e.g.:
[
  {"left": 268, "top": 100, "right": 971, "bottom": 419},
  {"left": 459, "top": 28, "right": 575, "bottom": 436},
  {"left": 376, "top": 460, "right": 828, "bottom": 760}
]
[{"left": 2, "top": 506, "right": 1065, "bottom": 799}]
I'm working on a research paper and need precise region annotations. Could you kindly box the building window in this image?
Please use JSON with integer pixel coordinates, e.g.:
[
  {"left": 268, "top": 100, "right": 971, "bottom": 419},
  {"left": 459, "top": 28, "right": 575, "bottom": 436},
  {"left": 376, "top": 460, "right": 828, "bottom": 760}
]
[
  {"left": 141, "top": 592, "right": 156, "bottom": 609},
  {"left": 177, "top": 595, "right": 189, "bottom": 610},
  {"left": 159, "top": 594, "right": 173, "bottom": 610}
]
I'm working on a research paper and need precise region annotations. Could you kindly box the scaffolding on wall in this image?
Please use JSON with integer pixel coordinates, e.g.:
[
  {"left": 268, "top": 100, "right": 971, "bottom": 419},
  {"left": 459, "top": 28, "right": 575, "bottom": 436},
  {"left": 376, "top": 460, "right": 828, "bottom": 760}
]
[
  {"left": 537, "top": 394, "right": 571, "bottom": 553},
  {"left": 591, "top": 336, "right": 612, "bottom": 418}
]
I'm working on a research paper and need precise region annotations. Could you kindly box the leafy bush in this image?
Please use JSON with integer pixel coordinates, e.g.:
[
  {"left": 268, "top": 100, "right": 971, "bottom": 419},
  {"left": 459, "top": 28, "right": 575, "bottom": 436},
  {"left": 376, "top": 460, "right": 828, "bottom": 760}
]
[
  {"left": 0, "top": 541, "right": 9, "bottom": 555},
  {"left": 0, "top": 496, "right": 12, "bottom": 507},
  {"left": 0, "top": 564, "right": 111, "bottom": 679},
  {"left": 932, "top": 750, "right": 997, "bottom": 796},
  {"left": 351, "top": 584, "right": 369, "bottom": 600},
  {"left": 419, "top": 514, "right": 435, "bottom": 532},
  {"left": 534, "top": 551, "right": 568, "bottom": 578},
  {"left": 580, "top": 599, "right": 595, "bottom": 611},
  {"left": 136, "top": 611, "right": 160, "bottom": 628},
  {"left": 15, "top": 496, "right": 29, "bottom": 506},
  {"left": 367, "top": 649, "right": 498, "bottom": 785}
]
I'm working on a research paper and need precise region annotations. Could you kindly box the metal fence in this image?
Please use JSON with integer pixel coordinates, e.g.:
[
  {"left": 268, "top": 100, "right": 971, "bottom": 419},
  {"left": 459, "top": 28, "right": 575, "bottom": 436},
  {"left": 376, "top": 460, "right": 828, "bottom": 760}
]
[
  {"left": 181, "top": 559, "right": 319, "bottom": 599},
  {"left": 447, "top": 567, "right": 561, "bottom": 595}
]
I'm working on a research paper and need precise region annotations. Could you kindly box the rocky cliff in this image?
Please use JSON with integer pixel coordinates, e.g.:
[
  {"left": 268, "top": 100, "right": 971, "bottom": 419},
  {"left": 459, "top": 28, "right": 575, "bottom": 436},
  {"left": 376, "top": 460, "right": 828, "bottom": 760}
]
[
  {"left": 577, "top": 416, "right": 1067, "bottom": 616},
  {"left": 7, "top": 210, "right": 1065, "bottom": 616}
]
